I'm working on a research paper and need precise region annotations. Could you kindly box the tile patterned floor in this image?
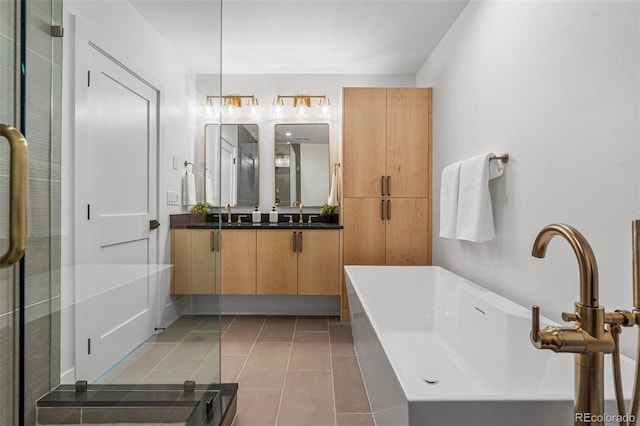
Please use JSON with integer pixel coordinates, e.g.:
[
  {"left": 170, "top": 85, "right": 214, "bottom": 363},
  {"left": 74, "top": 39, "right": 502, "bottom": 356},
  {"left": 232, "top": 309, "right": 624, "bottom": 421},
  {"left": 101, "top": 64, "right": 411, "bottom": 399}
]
[
  {"left": 96, "top": 315, "right": 374, "bottom": 426},
  {"left": 223, "top": 315, "right": 374, "bottom": 426}
]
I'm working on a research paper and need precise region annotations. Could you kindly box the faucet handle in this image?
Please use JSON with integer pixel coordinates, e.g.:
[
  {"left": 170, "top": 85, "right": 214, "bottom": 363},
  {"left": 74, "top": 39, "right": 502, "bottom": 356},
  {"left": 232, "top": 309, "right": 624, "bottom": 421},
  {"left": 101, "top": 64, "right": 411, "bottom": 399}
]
[
  {"left": 284, "top": 215, "right": 294, "bottom": 224},
  {"left": 531, "top": 305, "right": 541, "bottom": 344},
  {"left": 237, "top": 214, "right": 248, "bottom": 224},
  {"left": 561, "top": 312, "right": 580, "bottom": 323}
]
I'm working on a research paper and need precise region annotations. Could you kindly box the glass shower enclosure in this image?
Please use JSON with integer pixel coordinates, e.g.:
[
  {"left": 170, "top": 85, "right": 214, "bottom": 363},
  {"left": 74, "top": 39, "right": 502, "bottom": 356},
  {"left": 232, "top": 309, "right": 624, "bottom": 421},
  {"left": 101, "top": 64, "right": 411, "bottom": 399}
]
[{"left": 0, "top": 0, "right": 227, "bottom": 424}]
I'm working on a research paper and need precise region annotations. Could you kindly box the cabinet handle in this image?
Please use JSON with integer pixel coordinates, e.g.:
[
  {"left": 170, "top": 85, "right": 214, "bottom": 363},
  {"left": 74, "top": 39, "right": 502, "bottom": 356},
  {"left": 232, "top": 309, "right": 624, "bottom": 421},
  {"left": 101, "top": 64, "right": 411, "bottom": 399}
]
[
  {"left": 217, "top": 231, "right": 221, "bottom": 251},
  {"left": 387, "top": 200, "right": 391, "bottom": 220},
  {"left": 0, "top": 125, "right": 28, "bottom": 269},
  {"left": 210, "top": 231, "right": 216, "bottom": 252},
  {"left": 292, "top": 231, "right": 297, "bottom": 252},
  {"left": 381, "top": 176, "right": 385, "bottom": 196},
  {"left": 381, "top": 200, "right": 385, "bottom": 220},
  {"left": 387, "top": 176, "right": 391, "bottom": 196},
  {"left": 298, "top": 232, "right": 303, "bottom": 253}
]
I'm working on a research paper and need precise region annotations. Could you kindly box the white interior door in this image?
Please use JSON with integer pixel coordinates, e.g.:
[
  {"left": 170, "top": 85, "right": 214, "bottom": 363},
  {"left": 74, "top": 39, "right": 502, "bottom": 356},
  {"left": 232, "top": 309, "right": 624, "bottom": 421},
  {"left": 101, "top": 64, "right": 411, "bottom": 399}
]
[{"left": 76, "top": 44, "right": 159, "bottom": 382}]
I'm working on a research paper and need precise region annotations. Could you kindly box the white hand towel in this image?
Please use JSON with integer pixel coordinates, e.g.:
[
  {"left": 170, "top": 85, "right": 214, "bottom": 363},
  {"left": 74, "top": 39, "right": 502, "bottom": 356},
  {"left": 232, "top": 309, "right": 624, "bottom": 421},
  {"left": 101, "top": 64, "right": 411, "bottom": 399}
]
[
  {"left": 205, "top": 173, "right": 215, "bottom": 206},
  {"left": 439, "top": 161, "right": 462, "bottom": 239},
  {"left": 327, "top": 171, "right": 338, "bottom": 206},
  {"left": 183, "top": 171, "right": 197, "bottom": 207},
  {"left": 456, "top": 153, "right": 505, "bottom": 242}
]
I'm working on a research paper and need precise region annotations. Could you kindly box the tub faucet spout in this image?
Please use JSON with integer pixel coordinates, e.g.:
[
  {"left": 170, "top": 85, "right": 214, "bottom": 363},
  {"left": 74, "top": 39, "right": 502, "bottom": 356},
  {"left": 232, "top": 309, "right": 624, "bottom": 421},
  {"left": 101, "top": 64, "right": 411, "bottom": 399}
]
[{"left": 530, "top": 223, "right": 615, "bottom": 426}]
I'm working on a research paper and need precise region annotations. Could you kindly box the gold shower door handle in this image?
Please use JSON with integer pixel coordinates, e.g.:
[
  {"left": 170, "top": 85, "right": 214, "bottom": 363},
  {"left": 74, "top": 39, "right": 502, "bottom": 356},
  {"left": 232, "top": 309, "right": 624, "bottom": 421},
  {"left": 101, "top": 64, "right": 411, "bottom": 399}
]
[{"left": 0, "top": 124, "right": 28, "bottom": 269}]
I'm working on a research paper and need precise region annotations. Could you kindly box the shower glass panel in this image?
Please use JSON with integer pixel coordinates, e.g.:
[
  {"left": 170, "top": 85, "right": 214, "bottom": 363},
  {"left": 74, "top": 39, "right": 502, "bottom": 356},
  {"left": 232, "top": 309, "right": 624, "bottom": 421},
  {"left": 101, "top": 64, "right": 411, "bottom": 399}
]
[
  {"left": 1, "top": 0, "right": 225, "bottom": 424},
  {"left": 1, "top": 0, "right": 63, "bottom": 424}
]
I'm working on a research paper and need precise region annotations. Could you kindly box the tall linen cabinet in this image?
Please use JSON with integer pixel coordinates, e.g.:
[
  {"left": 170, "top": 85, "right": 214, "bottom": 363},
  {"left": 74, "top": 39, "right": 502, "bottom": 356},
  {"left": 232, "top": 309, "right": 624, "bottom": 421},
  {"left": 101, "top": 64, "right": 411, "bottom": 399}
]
[{"left": 341, "top": 87, "right": 432, "bottom": 319}]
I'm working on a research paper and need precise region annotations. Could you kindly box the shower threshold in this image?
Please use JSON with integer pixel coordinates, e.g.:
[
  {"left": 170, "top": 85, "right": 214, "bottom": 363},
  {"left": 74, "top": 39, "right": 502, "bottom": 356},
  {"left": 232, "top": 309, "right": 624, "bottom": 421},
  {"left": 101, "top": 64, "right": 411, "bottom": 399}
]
[{"left": 36, "top": 382, "right": 237, "bottom": 426}]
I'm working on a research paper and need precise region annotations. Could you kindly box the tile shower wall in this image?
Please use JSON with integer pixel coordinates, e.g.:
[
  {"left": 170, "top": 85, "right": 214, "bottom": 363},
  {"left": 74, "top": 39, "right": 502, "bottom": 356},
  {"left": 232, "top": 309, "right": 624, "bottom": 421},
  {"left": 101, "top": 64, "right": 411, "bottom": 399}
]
[
  {"left": 417, "top": 1, "right": 640, "bottom": 358},
  {"left": 0, "top": 0, "right": 62, "bottom": 424}
]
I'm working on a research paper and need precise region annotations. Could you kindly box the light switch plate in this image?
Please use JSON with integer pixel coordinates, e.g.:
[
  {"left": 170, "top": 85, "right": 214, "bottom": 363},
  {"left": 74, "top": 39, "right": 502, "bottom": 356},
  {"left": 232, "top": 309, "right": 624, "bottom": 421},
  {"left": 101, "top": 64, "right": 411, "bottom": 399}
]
[
  {"left": 172, "top": 156, "right": 179, "bottom": 170},
  {"left": 167, "top": 191, "right": 180, "bottom": 206}
]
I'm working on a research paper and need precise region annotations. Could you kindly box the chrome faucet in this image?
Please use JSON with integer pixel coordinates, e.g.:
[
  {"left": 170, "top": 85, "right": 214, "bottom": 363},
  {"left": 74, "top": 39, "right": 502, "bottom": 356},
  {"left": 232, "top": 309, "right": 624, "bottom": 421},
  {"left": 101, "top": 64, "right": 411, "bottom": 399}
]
[
  {"left": 225, "top": 203, "right": 231, "bottom": 224},
  {"left": 529, "top": 223, "right": 640, "bottom": 426},
  {"left": 298, "top": 203, "right": 304, "bottom": 224}
]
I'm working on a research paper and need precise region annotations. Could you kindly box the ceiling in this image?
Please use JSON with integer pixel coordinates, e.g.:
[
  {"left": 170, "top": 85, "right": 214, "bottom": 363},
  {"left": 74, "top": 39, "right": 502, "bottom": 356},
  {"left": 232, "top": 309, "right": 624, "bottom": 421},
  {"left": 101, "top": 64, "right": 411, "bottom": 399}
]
[{"left": 129, "top": 0, "right": 470, "bottom": 74}]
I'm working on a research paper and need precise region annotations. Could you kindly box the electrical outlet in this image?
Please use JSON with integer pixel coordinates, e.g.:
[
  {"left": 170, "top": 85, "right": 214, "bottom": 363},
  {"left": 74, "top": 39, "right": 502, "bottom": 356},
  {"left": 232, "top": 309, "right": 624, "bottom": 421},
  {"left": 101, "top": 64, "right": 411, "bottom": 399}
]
[{"left": 167, "top": 191, "right": 180, "bottom": 206}]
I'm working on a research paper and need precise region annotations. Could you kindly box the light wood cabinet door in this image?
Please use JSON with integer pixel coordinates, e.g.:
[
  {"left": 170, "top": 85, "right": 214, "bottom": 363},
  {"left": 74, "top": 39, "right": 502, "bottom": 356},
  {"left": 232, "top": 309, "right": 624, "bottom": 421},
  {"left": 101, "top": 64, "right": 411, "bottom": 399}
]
[
  {"left": 385, "top": 198, "right": 430, "bottom": 266},
  {"left": 386, "top": 88, "right": 431, "bottom": 198},
  {"left": 171, "top": 229, "right": 190, "bottom": 294},
  {"left": 343, "top": 87, "right": 387, "bottom": 198},
  {"left": 189, "top": 230, "right": 219, "bottom": 294},
  {"left": 342, "top": 197, "right": 386, "bottom": 266},
  {"left": 221, "top": 229, "right": 256, "bottom": 294},
  {"left": 257, "top": 230, "right": 298, "bottom": 295},
  {"left": 298, "top": 230, "right": 340, "bottom": 295}
]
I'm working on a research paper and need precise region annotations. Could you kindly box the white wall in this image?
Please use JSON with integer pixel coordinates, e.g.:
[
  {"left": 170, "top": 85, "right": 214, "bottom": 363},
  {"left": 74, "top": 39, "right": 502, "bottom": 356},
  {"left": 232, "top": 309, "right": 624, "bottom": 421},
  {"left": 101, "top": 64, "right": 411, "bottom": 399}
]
[
  {"left": 417, "top": 0, "right": 640, "bottom": 357},
  {"left": 61, "top": 0, "right": 200, "bottom": 382},
  {"left": 195, "top": 73, "right": 416, "bottom": 214}
]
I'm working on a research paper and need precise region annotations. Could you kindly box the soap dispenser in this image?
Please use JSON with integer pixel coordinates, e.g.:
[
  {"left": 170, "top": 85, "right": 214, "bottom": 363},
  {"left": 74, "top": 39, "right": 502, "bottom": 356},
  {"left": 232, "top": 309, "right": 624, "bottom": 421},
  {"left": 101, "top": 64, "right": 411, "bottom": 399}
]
[
  {"left": 269, "top": 206, "right": 278, "bottom": 224},
  {"left": 252, "top": 207, "right": 261, "bottom": 224}
]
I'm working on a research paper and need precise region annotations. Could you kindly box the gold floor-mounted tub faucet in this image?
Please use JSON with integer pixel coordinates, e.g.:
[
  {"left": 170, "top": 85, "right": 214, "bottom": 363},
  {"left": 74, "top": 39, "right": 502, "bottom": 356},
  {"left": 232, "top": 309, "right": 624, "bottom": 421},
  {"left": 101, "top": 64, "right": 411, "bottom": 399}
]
[{"left": 530, "top": 222, "right": 640, "bottom": 426}]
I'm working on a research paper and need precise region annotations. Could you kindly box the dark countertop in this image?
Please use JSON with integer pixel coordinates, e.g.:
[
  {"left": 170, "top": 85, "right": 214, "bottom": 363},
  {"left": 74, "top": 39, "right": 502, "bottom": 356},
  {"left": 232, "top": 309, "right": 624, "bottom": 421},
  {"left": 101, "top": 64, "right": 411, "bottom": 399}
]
[
  {"left": 170, "top": 213, "right": 341, "bottom": 230},
  {"left": 186, "top": 222, "right": 342, "bottom": 230}
]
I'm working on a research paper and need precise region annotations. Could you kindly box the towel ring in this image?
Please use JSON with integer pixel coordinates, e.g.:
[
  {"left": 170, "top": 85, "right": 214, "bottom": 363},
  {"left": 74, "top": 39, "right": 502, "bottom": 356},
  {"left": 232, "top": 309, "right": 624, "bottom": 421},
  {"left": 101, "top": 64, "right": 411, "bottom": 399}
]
[{"left": 184, "top": 161, "right": 195, "bottom": 172}]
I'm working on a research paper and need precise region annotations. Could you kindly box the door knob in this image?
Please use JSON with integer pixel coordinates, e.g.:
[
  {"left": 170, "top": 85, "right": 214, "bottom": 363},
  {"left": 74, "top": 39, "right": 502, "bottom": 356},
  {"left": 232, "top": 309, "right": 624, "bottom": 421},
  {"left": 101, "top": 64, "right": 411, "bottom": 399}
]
[{"left": 149, "top": 219, "right": 160, "bottom": 230}]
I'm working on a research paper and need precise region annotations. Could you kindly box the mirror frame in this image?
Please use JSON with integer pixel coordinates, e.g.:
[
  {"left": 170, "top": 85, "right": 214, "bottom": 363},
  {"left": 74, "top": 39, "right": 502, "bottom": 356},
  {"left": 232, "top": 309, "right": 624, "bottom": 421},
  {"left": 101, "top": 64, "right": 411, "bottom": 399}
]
[
  {"left": 274, "top": 123, "right": 330, "bottom": 208},
  {"left": 204, "top": 123, "right": 260, "bottom": 207}
]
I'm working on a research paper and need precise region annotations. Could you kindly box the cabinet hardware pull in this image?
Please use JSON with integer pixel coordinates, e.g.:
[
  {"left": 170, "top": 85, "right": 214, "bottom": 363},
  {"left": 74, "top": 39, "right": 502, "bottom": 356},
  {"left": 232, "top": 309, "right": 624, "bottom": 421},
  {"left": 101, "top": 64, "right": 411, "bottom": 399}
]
[
  {"left": 210, "top": 231, "right": 216, "bottom": 252},
  {"left": 387, "top": 200, "right": 391, "bottom": 220},
  {"left": 0, "top": 124, "right": 28, "bottom": 269},
  {"left": 292, "top": 231, "right": 297, "bottom": 252},
  {"left": 381, "top": 200, "right": 385, "bottom": 220},
  {"left": 381, "top": 176, "right": 385, "bottom": 196},
  {"left": 387, "top": 176, "right": 391, "bottom": 196},
  {"left": 298, "top": 232, "right": 303, "bottom": 252},
  {"left": 217, "top": 231, "right": 221, "bottom": 251}
]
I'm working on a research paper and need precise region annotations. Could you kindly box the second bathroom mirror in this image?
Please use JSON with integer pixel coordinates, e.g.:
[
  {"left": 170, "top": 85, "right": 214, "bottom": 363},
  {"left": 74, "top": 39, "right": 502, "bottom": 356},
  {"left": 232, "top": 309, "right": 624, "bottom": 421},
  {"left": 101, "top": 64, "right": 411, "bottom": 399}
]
[
  {"left": 205, "top": 124, "right": 259, "bottom": 207},
  {"left": 274, "top": 123, "right": 329, "bottom": 207}
]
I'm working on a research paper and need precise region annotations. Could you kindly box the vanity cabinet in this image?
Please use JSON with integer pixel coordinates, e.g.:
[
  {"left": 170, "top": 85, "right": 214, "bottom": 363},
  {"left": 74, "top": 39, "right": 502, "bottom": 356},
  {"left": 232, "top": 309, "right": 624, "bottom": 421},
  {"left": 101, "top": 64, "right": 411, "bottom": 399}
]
[
  {"left": 221, "top": 229, "right": 257, "bottom": 294},
  {"left": 171, "top": 229, "right": 220, "bottom": 294},
  {"left": 341, "top": 87, "right": 432, "bottom": 318},
  {"left": 171, "top": 227, "right": 340, "bottom": 297},
  {"left": 256, "top": 229, "right": 341, "bottom": 296}
]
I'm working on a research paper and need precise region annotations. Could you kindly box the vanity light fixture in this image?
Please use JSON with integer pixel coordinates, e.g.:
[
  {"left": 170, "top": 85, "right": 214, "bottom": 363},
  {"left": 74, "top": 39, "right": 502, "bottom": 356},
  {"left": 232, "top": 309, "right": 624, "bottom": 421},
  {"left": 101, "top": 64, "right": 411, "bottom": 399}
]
[
  {"left": 274, "top": 95, "right": 331, "bottom": 115},
  {"left": 204, "top": 95, "right": 259, "bottom": 117}
]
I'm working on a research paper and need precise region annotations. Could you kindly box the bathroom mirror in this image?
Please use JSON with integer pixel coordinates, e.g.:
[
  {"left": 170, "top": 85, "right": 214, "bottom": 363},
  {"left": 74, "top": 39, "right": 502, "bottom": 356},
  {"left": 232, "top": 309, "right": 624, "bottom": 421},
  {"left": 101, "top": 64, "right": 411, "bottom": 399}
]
[
  {"left": 274, "top": 123, "right": 329, "bottom": 207},
  {"left": 204, "top": 124, "right": 259, "bottom": 207}
]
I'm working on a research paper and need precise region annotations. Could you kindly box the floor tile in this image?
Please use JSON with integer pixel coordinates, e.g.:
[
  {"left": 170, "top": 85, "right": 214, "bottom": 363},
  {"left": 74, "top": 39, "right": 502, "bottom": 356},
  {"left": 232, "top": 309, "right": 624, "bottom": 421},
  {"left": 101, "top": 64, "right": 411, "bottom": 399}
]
[
  {"left": 138, "top": 369, "right": 196, "bottom": 384},
  {"left": 148, "top": 316, "right": 202, "bottom": 343},
  {"left": 238, "top": 343, "right": 291, "bottom": 390},
  {"left": 336, "top": 413, "right": 375, "bottom": 426},
  {"left": 277, "top": 371, "right": 335, "bottom": 426},
  {"left": 329, "top": 324, "right": 355, "bottom": 356},
  {"left": 154, "top": 339, "right": 218, "bottom": 371},
  {"left": 220, "top": 315, "right": 236, "bottom": 332},
  {"left": 221, "top": 321, "right": 264, "bottom": 355},
  {"left": 221, "top": 355, "right": 247, "bottom": 383},
  {"left": 95, "top": 343, "right": 175, "bottom": 384},
  {"left": 288, "top": 332, "right": 331, "bottom": 371},
  {"left": 296, "top": 316, "right": 328, "bottom": 332},
  {"left": 257, "top": 318, "right": 296, "bottom": 342},
  {"left": 231, "top": 389, "right": 281, "bottom": 426},
  {"left": 191, "top": 346, "right": 221, "bottom": 384},
  {"left": 332, "top": 356, "right": 370, "bottom": 413}
]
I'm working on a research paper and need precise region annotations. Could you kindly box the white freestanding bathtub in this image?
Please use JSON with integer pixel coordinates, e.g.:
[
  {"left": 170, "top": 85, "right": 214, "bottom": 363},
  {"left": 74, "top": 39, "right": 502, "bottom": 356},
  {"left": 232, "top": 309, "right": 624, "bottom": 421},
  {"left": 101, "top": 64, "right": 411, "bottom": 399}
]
[{"left": 345, "top": 266, "right": 635, "bottom": 426}]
